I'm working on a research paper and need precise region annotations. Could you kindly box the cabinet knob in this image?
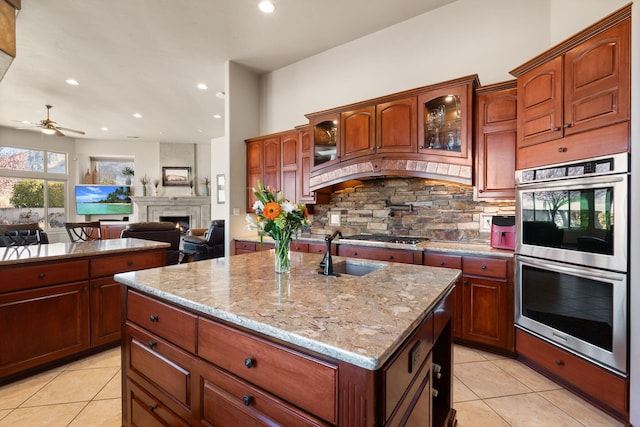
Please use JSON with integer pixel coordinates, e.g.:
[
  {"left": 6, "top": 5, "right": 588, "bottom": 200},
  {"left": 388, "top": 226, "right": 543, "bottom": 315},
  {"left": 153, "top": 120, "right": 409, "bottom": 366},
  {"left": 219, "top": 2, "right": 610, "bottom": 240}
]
[
  {"left": 563, "top": 123, "right": 571, "bottom": 128},
  {"left": 149, "top": 404, "right": 158, "bottom": 413},
  {"left": 558, "top": 147, "right": 567, "bottom": 153},
  {"left": 244, "top": 357, "right": 255, "bottom": 368},
  {"left": 481, "top": 265, "right": 487, "bottom": 270},
  {"left": 242, "top": 395, "right": 253, "bottom": 406},
  {"left": 149, "top": 315, "right": 159, "bottom": 323},
  {"left": 388, "top": 256, "right": 394, "bottom": 260},
  {"left": 127, "top": 260, "right": 134, "bottom": 266},
  {"left": 38, "top": 273, "right": 45, "bottom": 279},
  {"left": 552, "top": 126, "right": 561, "bottom": 131},
  {"left": 555, "top": 359, "right": 564, "bottom": 366},
  {"left": 432, "top": 389, "right": 439, "bottom": 398},
  {"left": 353, "top": 252, "right": 358, "bottom": 256},
  {"left": 147, "top": 341, "right": 157, "bottom": 349},
  {"left": 439, "top": 261, "right": 445, "bottom": 266},
  {"left": 478, "top": 189, "right": 484, "bottom": 193}
]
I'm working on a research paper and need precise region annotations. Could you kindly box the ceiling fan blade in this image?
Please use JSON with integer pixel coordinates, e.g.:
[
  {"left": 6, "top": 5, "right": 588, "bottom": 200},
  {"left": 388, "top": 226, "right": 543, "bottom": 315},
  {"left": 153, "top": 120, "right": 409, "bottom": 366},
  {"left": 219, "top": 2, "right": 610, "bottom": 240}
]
[
  {"left": 57, "top": 126, "right": 85, "bottom": 135},
  {"left": 54, "top": 129, "right": 65, "bottom": 137}
]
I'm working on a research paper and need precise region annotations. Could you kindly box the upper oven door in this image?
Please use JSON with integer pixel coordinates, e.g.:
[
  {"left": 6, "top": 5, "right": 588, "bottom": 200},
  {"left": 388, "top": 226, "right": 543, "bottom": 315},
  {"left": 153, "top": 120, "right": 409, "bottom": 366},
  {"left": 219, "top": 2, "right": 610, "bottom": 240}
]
[{"left": 516, "top": 172, "right": 628, "bottom": 272}]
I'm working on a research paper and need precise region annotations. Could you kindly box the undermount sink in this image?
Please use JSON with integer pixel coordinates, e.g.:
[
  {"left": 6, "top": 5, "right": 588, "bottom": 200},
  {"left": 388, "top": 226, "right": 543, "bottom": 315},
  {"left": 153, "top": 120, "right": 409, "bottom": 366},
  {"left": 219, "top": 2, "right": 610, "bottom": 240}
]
[{"left": 329, "top": 260, "right": 384, "bottom": 277}]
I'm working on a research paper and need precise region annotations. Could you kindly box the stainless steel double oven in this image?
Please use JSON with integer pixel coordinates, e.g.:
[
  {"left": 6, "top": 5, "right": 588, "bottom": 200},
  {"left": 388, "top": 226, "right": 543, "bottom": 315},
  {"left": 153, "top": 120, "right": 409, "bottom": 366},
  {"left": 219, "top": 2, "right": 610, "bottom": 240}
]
[{"left": 515, "top": 153, "right": 629, "bottom": 375}]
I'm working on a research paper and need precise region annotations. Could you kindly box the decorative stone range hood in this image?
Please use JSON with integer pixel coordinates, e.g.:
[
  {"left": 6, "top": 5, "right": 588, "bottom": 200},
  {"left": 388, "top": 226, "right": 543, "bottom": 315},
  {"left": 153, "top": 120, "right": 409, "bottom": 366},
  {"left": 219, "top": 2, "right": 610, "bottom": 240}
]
[{"left": 131, "top": 197, "right": 211, "bottom": 229}]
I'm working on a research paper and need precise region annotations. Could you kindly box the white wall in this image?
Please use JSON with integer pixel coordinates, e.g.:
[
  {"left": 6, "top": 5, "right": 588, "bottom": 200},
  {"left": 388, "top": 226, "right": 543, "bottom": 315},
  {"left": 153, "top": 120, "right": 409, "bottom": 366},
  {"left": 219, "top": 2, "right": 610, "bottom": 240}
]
[
  {"left": 209, "top": 136, "right": 226, "bottom": 220},
  {"left": 259, "top": 0, "right": 551, "bottom": 135}
]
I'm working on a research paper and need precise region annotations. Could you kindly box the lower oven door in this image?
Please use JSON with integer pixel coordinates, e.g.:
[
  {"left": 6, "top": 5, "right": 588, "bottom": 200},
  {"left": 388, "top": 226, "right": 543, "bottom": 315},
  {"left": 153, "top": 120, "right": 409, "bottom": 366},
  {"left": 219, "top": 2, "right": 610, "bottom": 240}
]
[{"left": 515, "top": 255, "right": 627, "bottom": 375}]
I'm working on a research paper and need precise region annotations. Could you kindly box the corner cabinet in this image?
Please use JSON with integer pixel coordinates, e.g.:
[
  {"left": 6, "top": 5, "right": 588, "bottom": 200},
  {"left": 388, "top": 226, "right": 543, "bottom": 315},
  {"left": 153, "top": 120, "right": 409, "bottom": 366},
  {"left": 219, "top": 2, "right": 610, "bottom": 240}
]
[
  {"left": 474, "top": 81, "right": 517, "bottom": 201},
  {"left": 510, "top": 6, "right": 630, "bottom": 169}
]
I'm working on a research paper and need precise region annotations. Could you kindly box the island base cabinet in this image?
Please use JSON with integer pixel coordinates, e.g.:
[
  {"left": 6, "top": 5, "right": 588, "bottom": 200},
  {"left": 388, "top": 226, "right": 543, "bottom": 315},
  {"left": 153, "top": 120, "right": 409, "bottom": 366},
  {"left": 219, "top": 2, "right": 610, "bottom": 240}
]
[
  {"left": 0, "top": 281, "right": 90, "bottom": 379},
  {"left": 90, "top": 277, "right": 122, "bottom": 347},
  {"left": 126, "top": 378, "right": 190, "bottom": 427},
  {"left": 198, "top": 360, "right": 331, "bottom": 427}
]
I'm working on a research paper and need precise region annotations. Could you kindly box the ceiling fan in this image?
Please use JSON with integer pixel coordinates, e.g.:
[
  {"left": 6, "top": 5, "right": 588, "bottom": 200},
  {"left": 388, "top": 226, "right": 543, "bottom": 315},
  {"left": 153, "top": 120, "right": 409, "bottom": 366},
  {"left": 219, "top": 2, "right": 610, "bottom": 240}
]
[{"left": 17, "top": 105, "right": 86, "bottom": 136}]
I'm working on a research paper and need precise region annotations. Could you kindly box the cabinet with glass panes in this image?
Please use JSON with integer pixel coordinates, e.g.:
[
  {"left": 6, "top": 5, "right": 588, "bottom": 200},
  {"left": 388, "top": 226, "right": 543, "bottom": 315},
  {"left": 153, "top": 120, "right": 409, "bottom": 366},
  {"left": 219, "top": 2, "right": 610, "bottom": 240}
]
[{"left": 310, "top": 113, "right": 340, "bottom": 170}]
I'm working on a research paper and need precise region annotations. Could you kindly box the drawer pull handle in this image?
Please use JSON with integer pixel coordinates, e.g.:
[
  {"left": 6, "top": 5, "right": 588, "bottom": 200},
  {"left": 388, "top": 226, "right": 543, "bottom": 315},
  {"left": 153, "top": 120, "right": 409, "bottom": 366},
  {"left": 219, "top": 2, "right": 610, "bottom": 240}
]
[
  {"left": 244, "top": 357, "right": 255, "bottom": 368},
  {"left": 149, "top": 404, "right": 158, "bottom": 412},
  {"left": 558, "top": 147, "right": 567, "bottom": 153},
  {"left": 149, "top": 315, "right": 159, "bottom": 323},
  {"left": 439, "top": 261, "right": 445, "bottom": 266},
  {"left": 242, "top": 395, "right": 253, "bottom": 406},
  {"left": 147, "top": 341, "right": 157, "bottom": 349},
  {"left": 481, "top": 265, "right": 487, "bottom": 270},
  {"left": 555, "top": 360, "right": 564, "bottom": 366}
]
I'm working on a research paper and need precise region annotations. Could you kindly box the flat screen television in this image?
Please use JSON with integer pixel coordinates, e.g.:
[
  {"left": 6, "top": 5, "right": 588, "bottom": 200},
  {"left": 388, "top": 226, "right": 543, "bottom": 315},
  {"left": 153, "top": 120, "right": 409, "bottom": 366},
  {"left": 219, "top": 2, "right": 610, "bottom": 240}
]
[{"left": 75, "top": 185, "right": 132, "bottom": 215}]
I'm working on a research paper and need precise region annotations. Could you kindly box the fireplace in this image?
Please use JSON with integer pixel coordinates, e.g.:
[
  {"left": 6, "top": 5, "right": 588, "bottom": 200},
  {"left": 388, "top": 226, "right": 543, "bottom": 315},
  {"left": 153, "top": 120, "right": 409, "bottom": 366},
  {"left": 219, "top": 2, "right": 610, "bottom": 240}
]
[
  {"left": 131, "top": 196, "right": 211, "bottom": 230},
  {"left": 160, "top": 216, "right": 190, "bottom": 233}
]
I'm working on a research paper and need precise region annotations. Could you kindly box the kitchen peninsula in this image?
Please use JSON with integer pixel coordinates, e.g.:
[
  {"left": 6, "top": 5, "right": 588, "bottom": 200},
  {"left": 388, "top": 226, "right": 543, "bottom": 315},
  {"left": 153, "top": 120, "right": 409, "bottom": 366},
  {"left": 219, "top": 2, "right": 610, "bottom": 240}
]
[
  {"left": 0, "top": 239, "right": 168, "bottom": 384},
  {"left": 115, "top": 250, "right": 460, "bottom": 426}
]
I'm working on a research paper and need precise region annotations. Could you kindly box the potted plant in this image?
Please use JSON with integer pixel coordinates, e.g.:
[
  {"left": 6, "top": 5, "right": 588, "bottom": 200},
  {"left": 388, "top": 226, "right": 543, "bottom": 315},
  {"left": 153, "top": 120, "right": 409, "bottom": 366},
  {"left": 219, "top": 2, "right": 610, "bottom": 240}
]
[
  {"left": 202, "top": 176, "right": 211, "bottom": 196},
  {"left": 122, "top": 166, "right": 135, "bottom": 185},
  {"left": 139, "top": 174, "right": 150, "bottom": 196}
]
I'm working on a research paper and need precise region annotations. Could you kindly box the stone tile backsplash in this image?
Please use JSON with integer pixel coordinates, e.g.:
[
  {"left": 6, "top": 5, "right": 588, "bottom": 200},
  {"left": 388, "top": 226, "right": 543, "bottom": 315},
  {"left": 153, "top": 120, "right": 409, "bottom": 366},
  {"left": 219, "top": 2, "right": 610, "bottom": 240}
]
[{"left": 310, "top": 178, "right": 515, "bottom": 243}]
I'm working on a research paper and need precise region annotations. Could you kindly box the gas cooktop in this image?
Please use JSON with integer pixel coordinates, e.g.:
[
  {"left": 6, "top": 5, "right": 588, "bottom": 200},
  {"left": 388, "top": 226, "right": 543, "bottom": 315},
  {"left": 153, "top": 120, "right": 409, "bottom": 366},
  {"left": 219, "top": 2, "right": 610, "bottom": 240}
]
[{"left": 342, "top": 234, "right": 429, "bottom": 245}]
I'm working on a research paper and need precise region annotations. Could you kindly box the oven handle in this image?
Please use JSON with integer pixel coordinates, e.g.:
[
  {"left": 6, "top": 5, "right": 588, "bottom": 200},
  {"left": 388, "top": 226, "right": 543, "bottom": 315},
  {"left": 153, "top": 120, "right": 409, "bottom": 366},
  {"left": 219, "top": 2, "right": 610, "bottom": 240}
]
[
  {"left": 516, "top": 172, "right": 627, "bottom": 190},
  {"left": 516, "top": 255, "right": 626, "bottom": 282}
]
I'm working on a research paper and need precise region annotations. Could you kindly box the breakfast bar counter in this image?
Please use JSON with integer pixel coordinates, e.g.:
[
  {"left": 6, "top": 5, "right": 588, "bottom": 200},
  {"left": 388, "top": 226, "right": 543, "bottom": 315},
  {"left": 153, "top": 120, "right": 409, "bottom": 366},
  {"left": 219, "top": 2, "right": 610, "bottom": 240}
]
[{"left": 115, "top": 250, "right": 459, "bottom": 426}]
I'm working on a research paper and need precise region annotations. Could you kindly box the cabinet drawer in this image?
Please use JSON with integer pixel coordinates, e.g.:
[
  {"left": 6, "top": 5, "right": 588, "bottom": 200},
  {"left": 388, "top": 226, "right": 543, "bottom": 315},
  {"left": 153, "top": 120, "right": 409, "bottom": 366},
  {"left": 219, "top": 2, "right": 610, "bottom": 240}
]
[
  {"left": 200, "top": 361, "right": 330, "bottom": 427},
  {"left": 90, "top": 250, "right": 165, "bottom": 278},
  {"left": 463, "top": 256, "right": 507, "bottom": 278},
  {"left": 0, "top": 259, "right": 89, "bottom": 293},
  {"left": 338, "top": 244, "right": 416, "bottom": 264},
  {"left": 126, "top": 323, "right": 195, "bottom": 411},
  {"left": 516, "top": 329, "right": 628, "bottom": 416},
  {"left": 383, "top": 313, "right": 433, "bottom": 421},
  {"left": 423, "top": 253, "right": 462, "bottom": 270},
  {"left": 290, "top": 241, "right": 309, "bottom": 252},
  {"left": 235, "top": 241, "right": 256, "bottom": 252},
  {"left": 127, "top": 291, "right": 197, "bottom": 353},
  {"left": 308, "top": 243, "right": 327, "bottom": 255},
  {"left": 126, "top": 378, "right": 190, "bottom": 427},
  {"left": 198, "top": 317, "right": 337, "bottom": 424}
]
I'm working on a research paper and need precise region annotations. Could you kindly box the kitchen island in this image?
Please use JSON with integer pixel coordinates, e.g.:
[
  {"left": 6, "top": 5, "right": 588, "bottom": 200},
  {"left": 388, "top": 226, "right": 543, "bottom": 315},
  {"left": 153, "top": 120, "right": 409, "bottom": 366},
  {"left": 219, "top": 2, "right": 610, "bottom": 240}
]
[
  {"left": 115, "top": 249, "right": 460, "bottom": 426},
  {"left": 0, "top": 238, "right": 168, "bottom": 384}
]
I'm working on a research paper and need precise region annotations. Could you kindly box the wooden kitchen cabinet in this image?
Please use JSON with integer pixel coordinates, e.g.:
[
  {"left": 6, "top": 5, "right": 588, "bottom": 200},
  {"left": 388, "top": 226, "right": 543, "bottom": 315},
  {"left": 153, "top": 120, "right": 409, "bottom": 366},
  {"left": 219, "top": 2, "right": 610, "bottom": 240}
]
[
  {"left": 417, "top": 76, "right": 478, "bottom": 166},
  {"left": 376, "top": 96, "right": 418, "bottom": 154},
  {"left": 474, "top": 81, "right": 517, "bottom": 201},
  {"left": 424, "top": 253, "right": 463, "bottom": 339},
  {"left": 311, "top": 113, "right": 340, "bottom": 170},
  {"left": 341, "top": 105, "right": 376, "bottom": 161},
  {"left": 338, "top": 244, "right": 420, "bottom": 265},
  {"left": 511, "top": 9, "right": 630, "bottom": 169},
  {"left": 298, "top": 125, "right": 316, "bottom": 203},
  {"left": 246, "top": 138, "right": 264, "bottom": 211},
  {"left": 246, "top": 135, "right": 281, "bottom": 212},
  {"left": 280, "top": 130, "right": 299, "bottom": 203}
]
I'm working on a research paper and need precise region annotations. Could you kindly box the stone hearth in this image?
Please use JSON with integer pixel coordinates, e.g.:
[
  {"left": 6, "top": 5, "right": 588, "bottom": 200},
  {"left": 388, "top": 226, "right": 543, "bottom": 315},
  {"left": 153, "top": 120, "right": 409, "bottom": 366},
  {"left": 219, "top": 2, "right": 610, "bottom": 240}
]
[{"left": 131, "top": 196, "right": 211, "bottom": 229}]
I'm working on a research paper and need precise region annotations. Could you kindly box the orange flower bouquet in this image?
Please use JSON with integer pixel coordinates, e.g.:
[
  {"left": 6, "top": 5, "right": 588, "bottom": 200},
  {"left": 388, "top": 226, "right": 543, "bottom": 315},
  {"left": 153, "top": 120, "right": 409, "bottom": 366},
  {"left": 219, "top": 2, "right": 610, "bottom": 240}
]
[{"left": 247, "top": 180, "right": 309, "bottom": 273}]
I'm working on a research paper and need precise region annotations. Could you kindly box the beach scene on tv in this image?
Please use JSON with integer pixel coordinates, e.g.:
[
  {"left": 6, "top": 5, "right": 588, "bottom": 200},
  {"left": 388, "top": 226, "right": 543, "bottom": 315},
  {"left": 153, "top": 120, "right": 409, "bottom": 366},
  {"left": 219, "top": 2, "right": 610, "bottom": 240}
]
[{"left": 75, "top": 185, "right": 132, "bottom": 215}]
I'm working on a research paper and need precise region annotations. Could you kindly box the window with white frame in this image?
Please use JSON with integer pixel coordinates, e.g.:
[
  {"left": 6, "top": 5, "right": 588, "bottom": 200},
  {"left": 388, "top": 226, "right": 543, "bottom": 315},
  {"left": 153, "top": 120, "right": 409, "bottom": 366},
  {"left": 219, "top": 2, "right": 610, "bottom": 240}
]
[{"left": 0, "top": 146, "right": 68, "bottom": 229}]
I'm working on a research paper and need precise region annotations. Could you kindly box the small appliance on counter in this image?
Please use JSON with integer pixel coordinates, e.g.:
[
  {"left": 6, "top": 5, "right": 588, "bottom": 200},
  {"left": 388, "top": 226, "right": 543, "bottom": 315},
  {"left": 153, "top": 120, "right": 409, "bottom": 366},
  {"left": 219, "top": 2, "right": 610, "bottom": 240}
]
[{"left": 490, "top": 215, "right": 515, "bottom": 250}]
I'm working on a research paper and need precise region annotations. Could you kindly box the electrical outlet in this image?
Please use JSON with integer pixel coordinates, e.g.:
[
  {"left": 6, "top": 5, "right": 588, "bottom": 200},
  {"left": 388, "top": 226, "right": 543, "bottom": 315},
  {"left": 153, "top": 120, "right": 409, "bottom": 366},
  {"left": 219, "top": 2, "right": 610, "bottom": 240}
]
[
  {"left": 481, "top": 215, "right": 492, "bottom": 231},
  {"left": 233, "top": 208, "right": 240, "bottom": 216},
  {"left": 330, "top": 213, "right": 341, "bottom": 226}
]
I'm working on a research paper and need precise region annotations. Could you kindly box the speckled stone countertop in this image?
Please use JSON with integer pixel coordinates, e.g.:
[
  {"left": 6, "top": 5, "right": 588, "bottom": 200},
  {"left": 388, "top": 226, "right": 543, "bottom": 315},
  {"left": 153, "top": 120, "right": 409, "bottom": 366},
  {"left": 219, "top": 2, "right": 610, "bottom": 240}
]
[
  {"left": 235, "top": 233, "right": 514, "bottom": 258},
  {"left": 0, "top": 238, "right": 169, "bottom": 265},
  {"left": 115, "top": 250, "right": 460, "bottom": 370}
]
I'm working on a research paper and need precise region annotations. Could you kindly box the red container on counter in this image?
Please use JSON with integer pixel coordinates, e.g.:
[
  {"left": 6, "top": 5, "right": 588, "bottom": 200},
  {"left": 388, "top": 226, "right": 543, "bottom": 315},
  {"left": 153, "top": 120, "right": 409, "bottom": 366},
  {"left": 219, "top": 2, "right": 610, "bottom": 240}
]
[{"left": 490, "top": 216, "right": 515, "bottom": 250}]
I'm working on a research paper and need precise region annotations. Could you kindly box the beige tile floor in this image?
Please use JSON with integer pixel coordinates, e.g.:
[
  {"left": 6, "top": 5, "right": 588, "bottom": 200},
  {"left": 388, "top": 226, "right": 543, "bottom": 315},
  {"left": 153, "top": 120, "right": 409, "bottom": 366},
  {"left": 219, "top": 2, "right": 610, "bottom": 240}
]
[{"left": 0, "top": 345, "right": 624, "bottom": 426}]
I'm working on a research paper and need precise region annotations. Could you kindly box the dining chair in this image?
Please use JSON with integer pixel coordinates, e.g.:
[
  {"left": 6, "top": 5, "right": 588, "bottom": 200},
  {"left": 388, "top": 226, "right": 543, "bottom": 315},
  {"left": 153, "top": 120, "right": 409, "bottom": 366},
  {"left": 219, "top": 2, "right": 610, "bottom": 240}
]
[
  {"left": 64, "top": 221, "right": 102, "bottom": 242},
  {"left": 0, "top": 223, "right": 48, "bottom": 246}
]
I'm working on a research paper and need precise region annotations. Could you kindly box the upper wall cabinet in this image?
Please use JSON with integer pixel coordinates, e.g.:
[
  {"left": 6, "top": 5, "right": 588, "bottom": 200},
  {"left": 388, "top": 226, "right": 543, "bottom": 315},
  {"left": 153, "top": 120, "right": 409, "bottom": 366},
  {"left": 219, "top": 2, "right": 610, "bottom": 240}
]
[
  {"left": 511, "top": 5, "right": 630, "bottom": 169},
  {"left": 306, "top": 75, "right": 478, "bottom": 189},
  {"left": 417, "top": 76, "right": 478, "bottom": 166}
]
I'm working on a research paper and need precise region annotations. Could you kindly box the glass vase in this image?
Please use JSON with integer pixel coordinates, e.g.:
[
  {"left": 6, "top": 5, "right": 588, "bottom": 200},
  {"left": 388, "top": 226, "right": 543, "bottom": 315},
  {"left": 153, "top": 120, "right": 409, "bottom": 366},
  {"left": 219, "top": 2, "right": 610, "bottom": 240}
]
[{"left": 274, "top": 238, "right": 291, "bottom": 274}]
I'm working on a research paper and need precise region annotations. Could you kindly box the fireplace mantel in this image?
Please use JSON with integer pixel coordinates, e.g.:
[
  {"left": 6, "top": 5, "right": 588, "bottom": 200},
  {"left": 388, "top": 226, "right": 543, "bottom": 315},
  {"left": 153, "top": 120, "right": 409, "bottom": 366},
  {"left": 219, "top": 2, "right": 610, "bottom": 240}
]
[{"left": 131, "top": 196, "right": 211, "bottom": 229}]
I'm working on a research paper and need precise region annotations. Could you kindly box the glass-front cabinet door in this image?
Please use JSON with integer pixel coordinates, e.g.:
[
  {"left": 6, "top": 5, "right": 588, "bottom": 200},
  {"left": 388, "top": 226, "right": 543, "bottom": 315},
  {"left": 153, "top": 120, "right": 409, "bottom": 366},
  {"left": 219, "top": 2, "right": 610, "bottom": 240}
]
[
  {"left": 310, "top": 113, "right": 340, "bottom": 170},
  {"left": 417, "top": 78, "right": 476, "bottom": 164}
]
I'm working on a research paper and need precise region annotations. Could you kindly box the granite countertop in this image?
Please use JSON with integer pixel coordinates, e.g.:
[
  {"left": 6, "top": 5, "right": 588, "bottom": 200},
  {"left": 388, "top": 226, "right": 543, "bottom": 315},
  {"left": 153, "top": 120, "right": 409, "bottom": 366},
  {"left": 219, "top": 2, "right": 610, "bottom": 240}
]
[
  {"left": 235, "top": 233, "right": 514, "bottom": 258},
  {"left": 115, "top": 250, "right": 460, "bottom": 370},
  {"left": 0, "top": 238, "right": 170, "bottom": 265}
]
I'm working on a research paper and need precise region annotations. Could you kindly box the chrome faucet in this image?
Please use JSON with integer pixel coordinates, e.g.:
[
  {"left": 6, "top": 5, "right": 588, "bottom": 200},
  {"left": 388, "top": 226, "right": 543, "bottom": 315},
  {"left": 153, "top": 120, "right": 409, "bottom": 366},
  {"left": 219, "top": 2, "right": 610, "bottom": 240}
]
[{"left": 319, "top": 231, "right": 342, "bottom": 276}]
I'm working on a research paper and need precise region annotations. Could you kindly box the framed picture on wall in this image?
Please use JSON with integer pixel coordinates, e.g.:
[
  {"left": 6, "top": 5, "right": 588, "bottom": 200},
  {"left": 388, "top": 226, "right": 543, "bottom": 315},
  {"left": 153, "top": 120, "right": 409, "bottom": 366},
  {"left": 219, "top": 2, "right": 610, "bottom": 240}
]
[{"left": 162, "top": 166, "right": 191, "bottom": 186}]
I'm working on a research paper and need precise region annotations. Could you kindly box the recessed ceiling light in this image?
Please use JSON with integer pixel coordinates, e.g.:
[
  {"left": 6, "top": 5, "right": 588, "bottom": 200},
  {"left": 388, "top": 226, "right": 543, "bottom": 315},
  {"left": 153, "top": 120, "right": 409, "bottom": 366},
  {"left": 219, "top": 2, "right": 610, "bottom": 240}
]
[
  {"left": 213, "top": 114, "right": 222, "bottom": 119},
  {"left": 197, "top": 83, "right": 208, "bottom": 90},
  {"left": 259, "top": 0, "right": 275, "bottom": 13},
  {"left": 215, "top": 91, "right": 226, "bottom": 99},
  {"left": 133, "top": 113, "right": 142, "bottom": 118},
  {"left": 65, "top": 79, "right": 79, "bottom": 86},
  {"left": 100, "top": 127, "right": 109, "bottom": 131}
]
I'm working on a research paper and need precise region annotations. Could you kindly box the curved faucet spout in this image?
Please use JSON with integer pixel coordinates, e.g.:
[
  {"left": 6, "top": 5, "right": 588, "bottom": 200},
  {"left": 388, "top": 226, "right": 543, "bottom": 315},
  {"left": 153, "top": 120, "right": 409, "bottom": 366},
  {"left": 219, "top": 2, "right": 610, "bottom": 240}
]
[{"left": 319, "top": 231, "right": 342, "bottom": 276}]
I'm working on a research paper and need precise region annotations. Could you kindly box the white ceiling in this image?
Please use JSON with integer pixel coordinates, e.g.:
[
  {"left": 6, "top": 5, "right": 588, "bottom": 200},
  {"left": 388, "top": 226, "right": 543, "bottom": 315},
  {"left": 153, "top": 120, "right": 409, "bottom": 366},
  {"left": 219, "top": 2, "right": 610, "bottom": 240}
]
[{"left": 0, "top": 0, "right": 454, "bottom": 144}]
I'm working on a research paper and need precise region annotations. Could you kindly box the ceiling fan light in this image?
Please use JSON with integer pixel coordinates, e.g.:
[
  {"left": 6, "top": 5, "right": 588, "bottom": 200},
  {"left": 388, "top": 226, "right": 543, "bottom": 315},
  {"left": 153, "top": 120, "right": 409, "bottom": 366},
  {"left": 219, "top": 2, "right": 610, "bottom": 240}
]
[{"left": 41, "top": 128, "right": 56, "bottom": 135}]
